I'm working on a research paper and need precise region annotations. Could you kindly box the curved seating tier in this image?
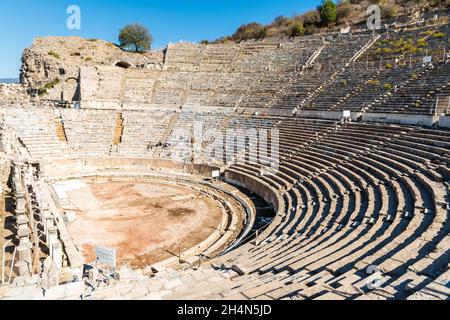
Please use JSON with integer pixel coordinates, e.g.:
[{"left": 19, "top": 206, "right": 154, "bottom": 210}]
[
  {"left": 209, "top": 116, "right": 449, "bottom": 300},
  {"left": 0, "top": 106, "right": 448, "bottom": 300}
]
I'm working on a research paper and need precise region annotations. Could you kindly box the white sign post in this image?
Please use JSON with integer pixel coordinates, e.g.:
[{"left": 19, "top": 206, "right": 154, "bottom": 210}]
[
  {"left": 423, "top": 56, "right": 432, "bottom": 64},
  {"left": 212, "top": 170, "right": 220, "bottom": 179},
  {"left": 343, "top": 110, "right": 351, "bottom": 119}
]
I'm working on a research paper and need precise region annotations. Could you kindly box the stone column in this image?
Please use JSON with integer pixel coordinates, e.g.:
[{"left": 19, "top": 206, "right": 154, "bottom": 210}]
[
  {"left": 36, "top": 191, "right": 45, "bottom": 222},
  {"left": 47, "top": 226, "right": 58, "bottom": 254},
  {"left": 24, "top": 165, "right": 34, "bottom": 186},
  {"left": 39, "top": 207, "right": 49, "bottom": 227},
  {"left": 16, "top": 214, "right": 28, "bottom": 226},
  {"left": 52, "top": 242, "right": 63, "bottom": 271},
  {"left": 15, "top": 242, "right": 32, "bottom": 277},
  {"left": 17, "top": 223, "right": 30, "bottom": 244},
  {"left": 44, "top": 212, "right": 55, "bottom": 239},
  {"left": 16, "top": 195, "right": 26, "bottom": 214}
]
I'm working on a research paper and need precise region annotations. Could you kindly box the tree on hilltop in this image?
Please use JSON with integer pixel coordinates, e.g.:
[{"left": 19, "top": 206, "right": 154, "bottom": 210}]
[
  {"left": 318, "top": 0, "right": 338, "bottom": 26},
  {"left": 119, "top": 23, "right": 153, "bottom": 52},
  {"left": 231, "top": 23, "right": 267, "bottom": 41}
]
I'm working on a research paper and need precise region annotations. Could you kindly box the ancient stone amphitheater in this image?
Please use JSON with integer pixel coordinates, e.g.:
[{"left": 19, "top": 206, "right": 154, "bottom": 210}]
[{"left": 0, "top": 19, "right": 449, "bottom": 301}]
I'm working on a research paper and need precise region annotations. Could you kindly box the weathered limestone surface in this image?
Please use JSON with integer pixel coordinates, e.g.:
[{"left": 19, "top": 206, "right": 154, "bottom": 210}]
[
  {"left": 0, "top": 84, "right": 29, "bottom": 104},
  {"left": 20, "top": 36, "right": 164, "bottom": 101}
]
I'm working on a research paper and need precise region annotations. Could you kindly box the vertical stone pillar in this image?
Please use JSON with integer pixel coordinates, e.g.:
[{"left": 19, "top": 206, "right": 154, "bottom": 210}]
[
  {"left": 52, "top": 242, "right": 63, "bottom": 271},
  {"left": 16, "top": 195, "right": 26, "bottom": 214},
  {"left": 13, "top": 171, "right": 21, "bottom": 190},
  {"left": 25, "top": 165, "right": 34, "bottom": 186},
  {"left": 47, "top": 226, "right": 58, "bottom": 254},
  {"left": 17, "top": 223, "right": 30, "bottom": 244},
  {"left": 40, "top": 208, "right": 49, "bottom": 228},
  {"left": 44, "top": 212, "right": 55, "bottom": 239},
  {"left": 15, "top": 242, "right": 32, "bottom": 277},
  {"left": 16, "top": 214, "right": 28, "bottom": 227},
  {"left": 36, "top": 192, "right": 43, "bottom": 213}
]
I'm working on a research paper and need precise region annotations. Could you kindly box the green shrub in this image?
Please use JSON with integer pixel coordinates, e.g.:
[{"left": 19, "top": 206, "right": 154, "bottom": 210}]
[
  {"left": 408, "top": 46, "right": 419, "bottom": 54},
  {"left": 48, "top": 51, "right": 60, "bottom": 59},
  {"left": 43, "top": 78, "right": 60, "bottom": 90},
  {"left": 231, "top": 22, "right": 267, "bottom": 41},
  {"left": 417, "top": 37, "right": 428, "bottom": 47},
  {"left": 318, "top": 0, "right": 338, "bottom": 26},
  {"left": 381, "top": 4, "right": 398, "bottom": 19},
  {"left": 421, "top": 30, "right": 434, "bottom": 36},
  {"left": 85, "top": 57, "right": 92, "bottom": 62},
  {"left": 432, "top": 32, "right": 445, "bottom": 38},
  {"left": 393, "top": 39, "right": 405, "bottom": 47},
  {"left": 305, "top": 24, "right": 319, "bottom": 35},
  {"left": 286, "top": 22, "right": 306, "bottom": 37},
  {"left": 254, "top": 26, "right": 268, "bottom": 39},
  {"left": 272, "top": 15, "right": 290, "bottom": 27},
  {"left": 337, "top": 1, "right": 353, "bottom": 22},
  {"left": 302, "top": 10, "right": 321, "bottom": 26},
  {"left": 204, "top": 1, "right": 446, "bottom": 45}
]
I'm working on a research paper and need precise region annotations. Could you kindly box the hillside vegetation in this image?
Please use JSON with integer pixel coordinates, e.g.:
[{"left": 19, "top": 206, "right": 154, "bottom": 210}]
[{"left": 208, "top": 0, "right": 450, "bottom": 44}]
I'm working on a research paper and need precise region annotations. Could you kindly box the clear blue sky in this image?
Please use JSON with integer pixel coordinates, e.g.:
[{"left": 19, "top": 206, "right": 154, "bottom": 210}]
[{"left": 0, "top": 0, "right": 321, "bottom": 78}]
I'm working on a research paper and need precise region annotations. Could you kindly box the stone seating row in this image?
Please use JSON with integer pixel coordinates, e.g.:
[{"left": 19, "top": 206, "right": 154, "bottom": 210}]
[
  {"left": 1, "top": 107, "right": 447, "bottom": 299},
  {"left": 211, "top": 116, "right": 448, "bottom": 300}
]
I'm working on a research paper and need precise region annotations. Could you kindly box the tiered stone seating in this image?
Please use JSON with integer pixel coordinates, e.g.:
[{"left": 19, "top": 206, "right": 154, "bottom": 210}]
[
  {"left": 272, "top": 34, "right": 374, "bottom": 110},
  {"left": 333, "top": 65, "right": 423, "bottom": 112},
  {"left": 160, "top": 108, "right": 232, "bottom": 161},
  {"left": 361, "top": 24, "right": 450, "bottom": 64},
  {"left": 303, "top": 67, "right": 380, "bottom": 111},
  {"left": 0, "top": 105, "right": 448, "bottom": 300},
  {"left": 204, "top": 116, "right": 449, "bottom": 300},
  {"left": 80, "top": 66, "right": 124, "bottom": 102},
  {"left": 60, "top": 109, "right": 116, "bottom": 157},
  {"left": 1, "top": 22, "right": 449, "bottom": 300},
  {"left": 75, "top": 23, "right": 449, "bottom": 116},
  {"left": 1, "top": 107, "right": 67, "bottom": 159},
  {"left": 367, "top": 62, "right": 450, "bottom": 114},
  {"left": 156, "top": 40, "right": 322, "bottom": 109},
  {"left": 123, "top": 69, "right": 161, "bottom": 104},
  {"left": 118, "top": 108, "right": 177, "bottom": 158},
  {"left": 199, "top": 44, "right": 240, "bottom": 72},
  {"left": 165, "top": 43, "right": 203, "bottom": 72},
  {"left": 152, "top": 72, "right": 193, "bottom": 106}
]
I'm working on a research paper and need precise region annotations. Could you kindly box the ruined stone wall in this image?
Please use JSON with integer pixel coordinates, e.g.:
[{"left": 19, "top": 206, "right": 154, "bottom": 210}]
[
  {"left": 79, "top": 65, "right": 163, "bottom": 106},
  {"left": 0, "top": 84, "right": 29, "bottom": 105},
  {"left": 21, "top": 36, "right": 165, "bottom": 101}
]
